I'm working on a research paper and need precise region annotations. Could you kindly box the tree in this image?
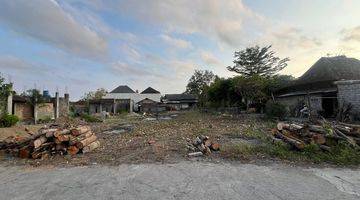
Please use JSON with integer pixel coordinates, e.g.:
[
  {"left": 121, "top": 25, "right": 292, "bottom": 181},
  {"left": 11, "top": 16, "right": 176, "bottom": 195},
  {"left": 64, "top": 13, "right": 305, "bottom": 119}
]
[
  {"left": 232, "top": 75, "right": 270, "bottom": 111},
  {"left": 82, "top": 88, "right": 107, "bottom": 101},
  {"left": 0, "top": 74, "right": 13, "bottom": 116},
  {"left": 185, "top": 70, "right": 216, "bottom": 95},
  {"left": 207, "top": 77, "right": 242, "bottom": 108},
  {"left": 185, "top": 70, "right": 216, "bottom": 107},
  {"left": 22, "top": 89, "right": 44, "bottom": 106},
  {"left": 227, "top": 45, "right": 289, "bottom": 77}
]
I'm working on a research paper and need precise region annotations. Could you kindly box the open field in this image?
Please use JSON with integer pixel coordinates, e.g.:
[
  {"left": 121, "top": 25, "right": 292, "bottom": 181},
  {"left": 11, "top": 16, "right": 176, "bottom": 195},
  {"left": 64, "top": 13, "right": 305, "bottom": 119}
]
[{"left": 1, "top": 111, "right": 360, "bottom": 167}]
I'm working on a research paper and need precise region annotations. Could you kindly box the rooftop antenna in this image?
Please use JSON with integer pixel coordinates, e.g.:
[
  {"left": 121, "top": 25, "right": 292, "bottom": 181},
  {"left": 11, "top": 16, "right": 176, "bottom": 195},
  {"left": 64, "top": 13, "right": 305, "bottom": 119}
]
[{"left": 65, "top": 86, "right": 68, "bottom": 94}]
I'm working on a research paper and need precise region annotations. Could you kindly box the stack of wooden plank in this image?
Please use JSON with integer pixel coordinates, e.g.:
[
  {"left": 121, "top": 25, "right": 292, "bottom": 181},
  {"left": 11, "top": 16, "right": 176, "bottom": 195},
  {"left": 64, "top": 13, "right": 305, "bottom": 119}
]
[
  {"left": 186, "top": 135, "right": 220, "bottom": 156},
  {"left": 0, "top": 125, "right": 100, "bottom": 159},
  {"left": 272, "top": 121, "right": 360, "bottom": 151}
]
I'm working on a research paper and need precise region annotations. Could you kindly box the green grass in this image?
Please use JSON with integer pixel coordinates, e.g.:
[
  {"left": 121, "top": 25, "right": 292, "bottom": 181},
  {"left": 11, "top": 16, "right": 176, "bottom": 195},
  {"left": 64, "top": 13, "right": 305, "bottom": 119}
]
[{"left": 222, "top": 124, "right": 360, "bottom": 166}]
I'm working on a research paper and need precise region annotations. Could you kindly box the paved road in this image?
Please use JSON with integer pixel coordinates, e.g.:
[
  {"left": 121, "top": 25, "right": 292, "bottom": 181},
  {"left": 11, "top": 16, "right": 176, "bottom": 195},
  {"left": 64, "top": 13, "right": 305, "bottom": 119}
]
[{"left": 0, "top": 162, "right": 359, "bottom": 200}]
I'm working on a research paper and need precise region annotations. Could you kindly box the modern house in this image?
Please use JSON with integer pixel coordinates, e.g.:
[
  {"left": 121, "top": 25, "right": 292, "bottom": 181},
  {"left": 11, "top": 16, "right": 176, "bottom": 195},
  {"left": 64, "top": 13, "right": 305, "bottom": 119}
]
[
  {"left": 89, "top": 85, "right": 162, "bottom": 114},
  {"left": 162, "top": 94, "right": 198, "bottom": 110},
  {"left": 103, "top": 85, "right": 161, "bottom": 104},
  {"left": 276, "top": 56, "right": 360, "bottom": 117}
]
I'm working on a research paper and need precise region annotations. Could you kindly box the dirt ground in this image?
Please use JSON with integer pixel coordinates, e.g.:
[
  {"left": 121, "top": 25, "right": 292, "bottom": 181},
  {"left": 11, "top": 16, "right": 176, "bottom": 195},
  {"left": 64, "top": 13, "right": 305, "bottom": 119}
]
[{"left": 0, "top": 111, "right": 275, "bottom": 167}]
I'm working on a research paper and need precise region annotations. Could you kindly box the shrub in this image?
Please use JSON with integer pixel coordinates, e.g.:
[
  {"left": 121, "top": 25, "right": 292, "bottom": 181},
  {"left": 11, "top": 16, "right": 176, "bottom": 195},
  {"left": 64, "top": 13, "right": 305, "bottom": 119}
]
[
  {"left": 0, "top": 114, "right": 19, "bottom": 127},
  {"left": 265, "top": 101, "right": 287, "bottom": 120},
  {"left": 81, "top": 114, "right": 102, "bottom": 123},
  {"left": 37, "top": 116, "right": 53, "bottom": 124}
]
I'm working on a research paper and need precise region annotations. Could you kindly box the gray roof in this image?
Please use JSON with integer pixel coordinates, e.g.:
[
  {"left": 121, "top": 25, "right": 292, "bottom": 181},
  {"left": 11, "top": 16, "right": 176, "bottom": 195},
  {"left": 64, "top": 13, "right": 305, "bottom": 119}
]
[
  {"left": 163, "top": 94, "right": 197, "bottom": 101},
  {"left": 141, "top": 87, "right": 160, "bottom": 94},
  {"left": 296, "top": 56, "right": 360, "bottom": 85},
  {"left": 110, "top": 85, "right": 135, "bottom": 93}
]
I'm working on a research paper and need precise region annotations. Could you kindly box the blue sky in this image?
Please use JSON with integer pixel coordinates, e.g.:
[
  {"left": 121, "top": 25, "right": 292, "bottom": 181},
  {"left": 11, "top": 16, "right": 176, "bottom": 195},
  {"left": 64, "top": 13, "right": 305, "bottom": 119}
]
[{"left": 0, "top": 0, "right": 360, "bottom": 100}]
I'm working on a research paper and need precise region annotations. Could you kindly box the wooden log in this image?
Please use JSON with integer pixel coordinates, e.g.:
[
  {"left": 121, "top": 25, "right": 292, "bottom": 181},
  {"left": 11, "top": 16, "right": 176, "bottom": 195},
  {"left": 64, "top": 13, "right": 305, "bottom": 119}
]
[
  {"left": 312, "top": 134, "right": 326, "bottom": 145},
  {"left": 33, "top": 136, "right": 47, "bottom": 149},
  {"left": 67, "top": 146, "right": 79, "bottom": 155},
  {"left": 24, "top": 128, "right": 34, "bottom": 136},
  {"left": 57, "top": 134, "right": 70, "bottom": 142},
  {"left": 76, "top": 135, "right": 97, "bottom": 149},
  {"left": 334, "top": 129, "right": 358, "bottom": 147},
  {"left": 71, "top": 126, "right": 91, "bottom": 136},
  {"left": 319, "top": 145, "right": 331, "bottom": 152},
  {"left": 82, "top": 140, "right": 100, "bottom": 153},
  {"left": 19, "top": 147, "right": 31, "bottom": 158},
  {"left": 31, "top": 151, "right": 48, "bottom": 159},
  {"left": 275, "top": 132, "right": 305, "bottom": 150},
  {"left": 69, "top": 132, "right": 93, "bottom": 145},
  {"left": 40, "top": 128, "right": 58, "bottom": 133},
  {"left": 339, "top": 122, "right": 360, "bottom": 129},
  {"left": 204, "top": 140, "right": 212, "bottom": 147},
  {"left": 210, "top": 142, "right": 220, "bottom": 151},
  {"left": 54, "top": 129, "right": 71, "bottom": 138},
  {"left": 308, "top": 125, "right": 328, "bottom": 135},
  {"left": 277, "top": 122, "right": 303, "bottom": 131},
  {"left": 55, "top": 144, "right": 67, "bottom": 151}
]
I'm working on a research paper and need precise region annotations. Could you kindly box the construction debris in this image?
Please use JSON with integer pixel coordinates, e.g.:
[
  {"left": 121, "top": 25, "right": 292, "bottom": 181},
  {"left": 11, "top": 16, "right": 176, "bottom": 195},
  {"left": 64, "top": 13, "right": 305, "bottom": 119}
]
[
  {"left": 187, "top": 135, "right": 220, "bottom": 156},
  {"left": 0, "top": 124, "right": 100, "bottom": 159},
  {"left": 272, "top": 120, "right": 360, "bottom": 151}
]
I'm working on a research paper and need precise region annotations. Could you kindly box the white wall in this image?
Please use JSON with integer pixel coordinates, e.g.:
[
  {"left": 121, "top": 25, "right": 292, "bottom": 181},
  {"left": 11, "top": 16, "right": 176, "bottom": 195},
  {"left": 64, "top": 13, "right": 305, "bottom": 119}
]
[{"left": 103, "top": 93, "right": 161, "bottom": 104}]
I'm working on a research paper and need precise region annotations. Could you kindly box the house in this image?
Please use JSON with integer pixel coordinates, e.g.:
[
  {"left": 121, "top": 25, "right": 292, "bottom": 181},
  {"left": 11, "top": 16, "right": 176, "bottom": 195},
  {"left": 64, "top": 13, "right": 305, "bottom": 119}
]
[
  {"left": 6, "top": 92, "right": 69, "bottom": 122},
  {"left": 103, "top": 85, "right": 161, "bottom": 104},
  {"left": 276, "top": 56, "right": 360, "bottom": 117},
  {"left": 89, "top": 85, "right": 162, "bottom": 114},
  {"left": 12, "top": 95, "right": 33, "bottom": 121},
  {"left": 89, "top": 98, "right": 131, "bottom": 114},
  {"left": 162, "top": 94, "right": 198, "bottom": 110},
  {"left": 138, "top": 98, "right": 166, "bottom": 113}
]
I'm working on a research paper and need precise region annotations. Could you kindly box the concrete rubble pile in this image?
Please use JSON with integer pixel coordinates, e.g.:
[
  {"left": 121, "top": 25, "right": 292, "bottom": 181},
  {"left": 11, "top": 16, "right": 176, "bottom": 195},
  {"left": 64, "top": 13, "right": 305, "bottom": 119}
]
[
  {"left": 0, "top": 125, "right": 100, "bottom": 159},
  {"left": 186, "top": 135, "right": 220, "bottom": 156},
  {"left": 272, "top": 121, "right": 360, "bottom": 151}
]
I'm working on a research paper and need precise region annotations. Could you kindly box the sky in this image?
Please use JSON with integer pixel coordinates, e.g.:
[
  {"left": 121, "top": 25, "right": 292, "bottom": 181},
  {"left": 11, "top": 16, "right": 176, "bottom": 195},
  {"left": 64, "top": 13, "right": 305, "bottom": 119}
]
[{"left": 0, "top": 0, "right": 359, "bottom": 100}]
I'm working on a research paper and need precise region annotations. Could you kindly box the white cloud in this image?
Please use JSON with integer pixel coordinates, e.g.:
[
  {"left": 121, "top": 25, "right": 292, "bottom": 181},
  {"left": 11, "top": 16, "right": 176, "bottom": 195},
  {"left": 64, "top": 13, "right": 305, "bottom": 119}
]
[
  {"left": 200, "top": 51, "right": 221, "bottom": 66},
  {"left": 114, "top": 0, "right": 263, "bottom": 47},
  {"left": 341, "top": 26, "right": 360, "bottom": 42},
  {"left": 111, "top": 61, "right": 148, "bottom": 76},
  {"left": 160, "top": 34, "right": 192, "bottom": 49},
  {"left": 0, "top": 0, "right": 107, "bottom": 59},
  {"left": 0, "top": 55, "right": 31, "bottom": 70}
]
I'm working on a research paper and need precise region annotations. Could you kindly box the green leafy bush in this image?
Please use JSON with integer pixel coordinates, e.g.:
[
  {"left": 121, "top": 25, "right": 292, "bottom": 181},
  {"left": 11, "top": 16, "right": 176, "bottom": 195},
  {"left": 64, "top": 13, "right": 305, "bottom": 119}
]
[
  {"left": 81, "top": 114, "right": 102, "bottom": 123},
  {"left": 0, "top": 114, "right": 19, "bottom": 127},
  {"left": 265, "top": 101, "right": 287, "bottom": 120}
]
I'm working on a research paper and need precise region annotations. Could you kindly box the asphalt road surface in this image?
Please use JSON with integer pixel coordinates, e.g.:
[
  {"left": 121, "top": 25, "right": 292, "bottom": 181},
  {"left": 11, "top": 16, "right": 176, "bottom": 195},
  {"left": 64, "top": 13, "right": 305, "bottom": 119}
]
[{"left": 0, "top": 162, "right": 359, "bottom": 200}]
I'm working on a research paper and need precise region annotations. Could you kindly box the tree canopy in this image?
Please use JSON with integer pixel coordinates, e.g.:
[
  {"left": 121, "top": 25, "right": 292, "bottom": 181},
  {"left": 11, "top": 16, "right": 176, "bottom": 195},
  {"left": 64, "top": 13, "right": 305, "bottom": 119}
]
[
  {"left": 185, "top": 70, "right": 216, "bottom": 96},
  {"left": 82, "top": 88, "right": 107, "bottom": 101},
  {"left": 227, "top": 45, "right": 289, "bottom": 77}
]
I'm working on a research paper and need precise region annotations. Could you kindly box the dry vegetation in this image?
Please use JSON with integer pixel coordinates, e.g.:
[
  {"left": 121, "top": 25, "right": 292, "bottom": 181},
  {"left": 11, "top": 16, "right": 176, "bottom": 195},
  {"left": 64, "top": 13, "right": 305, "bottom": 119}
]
[{"left": 0, "top": 111, "right": 359, "bottom": 167}]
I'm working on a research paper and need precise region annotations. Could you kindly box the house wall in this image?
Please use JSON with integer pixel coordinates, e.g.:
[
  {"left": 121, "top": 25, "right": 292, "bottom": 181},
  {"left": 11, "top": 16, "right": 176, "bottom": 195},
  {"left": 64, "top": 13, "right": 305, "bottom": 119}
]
[
  {"left": 336, "top": 80, "right": 360, "bottom": 113},
  {"left": 276, "top": 94, "right": 323, "bottom": 115},
  {"left": 58, "top": 94, "right": 69, "bottom": 118},
  {"left": 103, "top": 93, "right": 161, "bottom": 104},
  {"left": 14, "top": 102, "right": 33, "bottom": 120},
  {"left": 35, "top": 103, "right": 54, "bottom": 121}
]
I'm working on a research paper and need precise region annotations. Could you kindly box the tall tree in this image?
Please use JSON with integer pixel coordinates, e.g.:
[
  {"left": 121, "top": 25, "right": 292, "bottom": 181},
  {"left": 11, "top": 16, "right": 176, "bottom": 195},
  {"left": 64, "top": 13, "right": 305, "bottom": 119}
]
[
  {"left": 227, "top": 45, "right": 289, "bottom": 77},
  {"left": 185, "top": 70, "right": 216, "bottom": 96},
  {"left": 185, "top": 70, "right": 216, "bottom": 107}
]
